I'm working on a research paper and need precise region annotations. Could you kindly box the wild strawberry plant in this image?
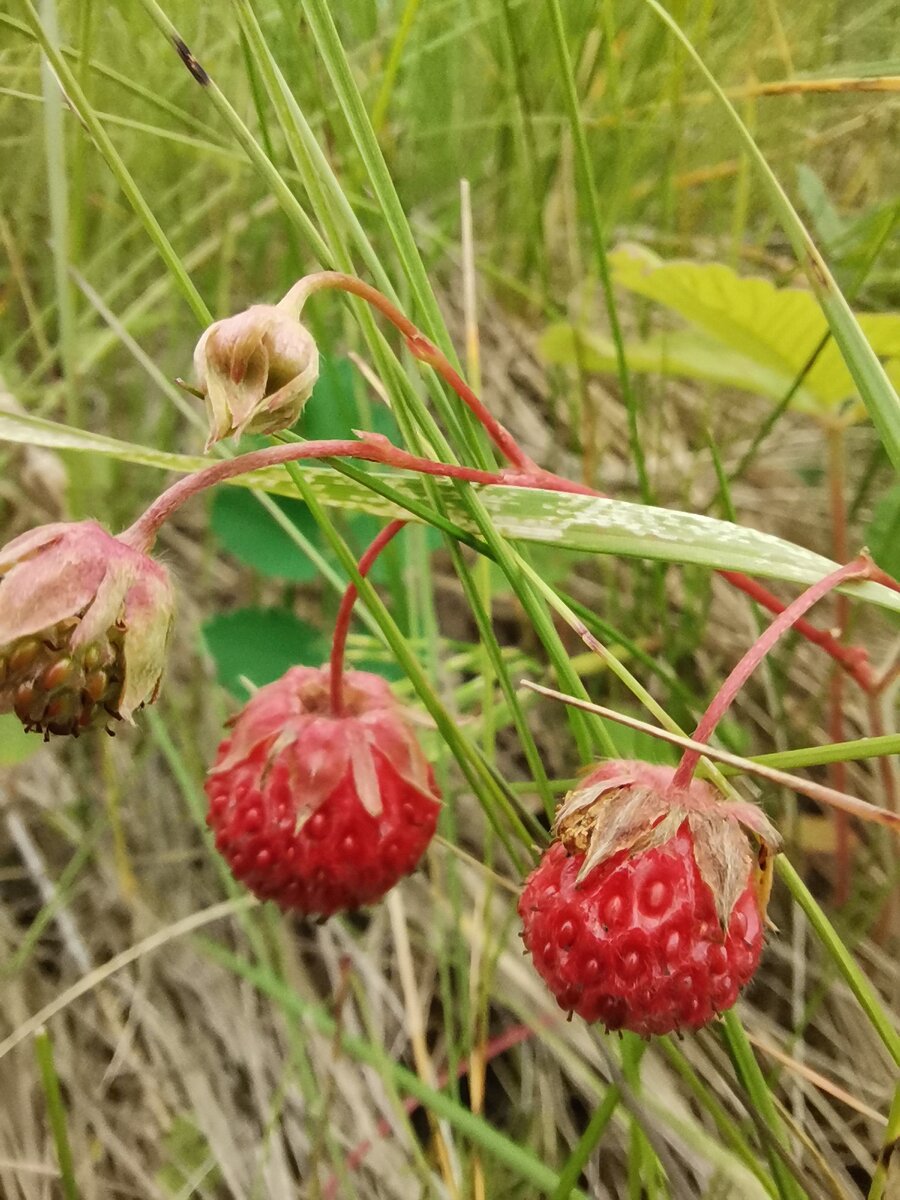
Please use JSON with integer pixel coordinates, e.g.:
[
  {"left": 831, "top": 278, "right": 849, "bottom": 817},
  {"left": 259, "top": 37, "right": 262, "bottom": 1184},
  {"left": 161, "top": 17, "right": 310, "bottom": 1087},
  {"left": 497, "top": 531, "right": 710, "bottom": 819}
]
[{"left": 2, "top": 2, "right": 899, "bottom": 1198}]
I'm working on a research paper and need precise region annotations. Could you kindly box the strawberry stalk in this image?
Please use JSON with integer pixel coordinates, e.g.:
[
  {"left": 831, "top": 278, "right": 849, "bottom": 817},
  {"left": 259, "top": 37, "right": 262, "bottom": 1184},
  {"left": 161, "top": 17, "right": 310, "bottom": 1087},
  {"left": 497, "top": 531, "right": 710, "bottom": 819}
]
[
  {"left": 120, "top": 435, "right": 511, "bottom": 553},
  {"left": 672, "top": 556, "right": 875, "bottom": 790},
  {"left": 281, "top": 271, "right": 882, "bottom": 689},
  {"left": 329, "top": 519, "right": 407, "bottom": 715}
]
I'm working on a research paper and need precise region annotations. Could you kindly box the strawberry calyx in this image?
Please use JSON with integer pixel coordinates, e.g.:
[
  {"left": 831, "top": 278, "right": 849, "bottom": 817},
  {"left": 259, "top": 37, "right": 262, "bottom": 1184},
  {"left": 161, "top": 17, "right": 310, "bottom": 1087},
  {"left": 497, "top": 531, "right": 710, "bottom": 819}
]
[{"left": 555, "top": 760, "right": 781, "bottom": 929}]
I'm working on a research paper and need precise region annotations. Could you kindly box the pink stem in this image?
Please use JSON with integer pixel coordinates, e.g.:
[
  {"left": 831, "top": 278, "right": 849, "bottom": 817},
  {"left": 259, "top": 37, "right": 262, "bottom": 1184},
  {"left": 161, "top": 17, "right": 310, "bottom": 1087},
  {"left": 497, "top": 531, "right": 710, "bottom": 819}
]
[
  {"left": 718, "top": 569, "right": 872, "bottom": 690},
  {"left": 672, "top": 556, "right": 874, "bottom": 789},
  {"left": 329, "top": 519, "right": 407, "bottom": 715},
  {"left": 119, "top": 435, "right": 513, "bottom": 553},
  {"left": 291, "top": 272, "right": 879, "bottom": 690},
  {"left": 292, "top": 272, "right": 538, "bottom": 473}
]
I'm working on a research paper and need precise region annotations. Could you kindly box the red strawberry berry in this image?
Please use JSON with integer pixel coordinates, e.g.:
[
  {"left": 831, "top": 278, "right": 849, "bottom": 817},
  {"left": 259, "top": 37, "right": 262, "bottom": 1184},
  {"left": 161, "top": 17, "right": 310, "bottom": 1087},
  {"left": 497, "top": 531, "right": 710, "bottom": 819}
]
[
  {"left": 205, "top": 666, "right": 440, "bottom": 916},
  {"left": 518, "top": 760, "right": 780, "bottom": 1036}
]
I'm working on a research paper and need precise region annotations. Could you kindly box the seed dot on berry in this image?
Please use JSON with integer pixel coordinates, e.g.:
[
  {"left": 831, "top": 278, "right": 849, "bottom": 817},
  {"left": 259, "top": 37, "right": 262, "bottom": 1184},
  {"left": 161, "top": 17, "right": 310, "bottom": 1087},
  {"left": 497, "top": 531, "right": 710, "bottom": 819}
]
[
  {"left": 558, "top": 919, "right": 576, "bottom": 948},
  {"left": 621, "top": 951, "right": 641, "bottom": 978},
  {"left": 707, "top": 944, "right": 729, "bottom": 974},
  {"left": 306, "top": 812, "right": 327, "bottom": 839},
  {"left": 603, "top": 891, "right": 626, "bottom": 926},
  {"left": 639, "top": 878, "right": 671, "bottom": 915}
]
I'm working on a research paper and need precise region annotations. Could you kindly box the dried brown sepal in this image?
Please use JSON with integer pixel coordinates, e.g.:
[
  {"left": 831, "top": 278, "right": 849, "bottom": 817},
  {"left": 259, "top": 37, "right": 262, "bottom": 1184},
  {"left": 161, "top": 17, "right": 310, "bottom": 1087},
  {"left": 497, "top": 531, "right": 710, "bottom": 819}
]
[{"left": 554, "top": 760, "right": 782, "bottom": 928}]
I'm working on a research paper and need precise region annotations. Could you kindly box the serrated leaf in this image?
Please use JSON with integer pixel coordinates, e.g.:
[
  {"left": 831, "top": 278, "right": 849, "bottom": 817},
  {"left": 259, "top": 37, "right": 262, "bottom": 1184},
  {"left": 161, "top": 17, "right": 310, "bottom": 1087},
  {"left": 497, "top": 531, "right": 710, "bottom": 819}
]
[
  {"left": 201, "top": 608, "right": 327, "bottom": 697},
  {"left": 540, "top": 323, "right": 798, "bottom": 405},
  {"left": 0, "top": 714, "right": 42, "bottom": 766},
  {"left": 211, "top": 488, "right": 322, "bottom": 582},
  {"left": 604, "top": 243, "right": 900, "bottom": 419},
  {"left": 866, "top": 485, "right": 900, "bottom": 582}
]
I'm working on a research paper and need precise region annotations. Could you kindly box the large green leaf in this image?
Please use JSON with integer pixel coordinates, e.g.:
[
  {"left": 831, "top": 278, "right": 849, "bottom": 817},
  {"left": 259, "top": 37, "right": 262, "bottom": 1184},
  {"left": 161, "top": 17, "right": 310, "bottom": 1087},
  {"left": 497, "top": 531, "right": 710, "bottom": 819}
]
[
  {"left": 542, "top": 244, "right": 900, "bottom": 421},
  {"left": 2, "top": 407, "right": 899, "bottom": 614},
  {"left": 201, "top": 608, "right": 327, "bottom": 696},
  {"left": 540, "top": 324, "right": 794, "bottom": 405}
]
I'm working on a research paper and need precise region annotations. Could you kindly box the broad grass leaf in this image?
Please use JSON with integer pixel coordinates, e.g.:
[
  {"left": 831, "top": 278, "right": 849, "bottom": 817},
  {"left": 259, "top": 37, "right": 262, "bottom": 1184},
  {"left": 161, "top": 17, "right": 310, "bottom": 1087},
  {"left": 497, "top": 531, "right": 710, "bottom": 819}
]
[{"left": 3, "top": 407, "right": 900, "bottom": 613}]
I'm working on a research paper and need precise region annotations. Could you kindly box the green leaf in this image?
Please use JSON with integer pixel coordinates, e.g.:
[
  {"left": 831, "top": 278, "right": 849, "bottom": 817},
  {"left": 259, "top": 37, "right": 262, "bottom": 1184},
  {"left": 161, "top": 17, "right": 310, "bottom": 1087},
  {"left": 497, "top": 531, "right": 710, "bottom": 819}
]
[
  {"left": 210, "top": 488, "right": 322, "bottom": 582},
  {"left": 300, "top": 355, "right": 358, "bottom": 439},
  {"left": 201, "top": 608, "right": 328, "bottom": 697},
  {"left": 0, "top": 714, "right": 42, "bottom": 766},
  {"left": 867, "top": 485, "right": 900, "bottom": 582},
  {"left": 601, "top": 243, "right": 900, "bottom": 419},
  {"left": 540, "top": 323, "right": 795, "bottom": 405}
]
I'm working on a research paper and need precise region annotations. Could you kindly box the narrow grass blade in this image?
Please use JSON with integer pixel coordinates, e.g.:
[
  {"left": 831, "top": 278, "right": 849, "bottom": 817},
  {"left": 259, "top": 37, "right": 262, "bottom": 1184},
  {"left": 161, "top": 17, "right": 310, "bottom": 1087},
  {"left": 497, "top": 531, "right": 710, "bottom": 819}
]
[
  {"left": 202, "top": 940, "right": 591, "bottom": 1200},
  {"left": 19, "top": 0, "right": 211, "bottom": 326},
  {"left": 641, "top": 0, "right": 900, "bottom": 473},
  {"left": 33, "top": 1027, "right": 80, "bottom": 1200}
]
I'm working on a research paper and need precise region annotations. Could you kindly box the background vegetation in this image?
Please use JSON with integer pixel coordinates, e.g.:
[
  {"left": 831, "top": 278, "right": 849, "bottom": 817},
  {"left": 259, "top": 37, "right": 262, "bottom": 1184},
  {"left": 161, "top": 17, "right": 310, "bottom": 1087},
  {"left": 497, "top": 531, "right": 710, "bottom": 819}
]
[{"left": 1, "top": 1, "right": 899, "bottom": 1197}]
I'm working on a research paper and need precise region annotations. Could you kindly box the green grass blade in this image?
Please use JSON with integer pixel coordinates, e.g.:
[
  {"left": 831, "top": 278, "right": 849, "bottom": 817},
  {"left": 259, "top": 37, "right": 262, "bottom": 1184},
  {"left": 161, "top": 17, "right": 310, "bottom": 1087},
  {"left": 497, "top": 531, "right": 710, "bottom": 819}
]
[
  {"left": 34, "top": 1027, "right": 80, "bottom": 1200},
  {"left": 641, "top": 0, "right": 900, "bottom": 473},
  {"left": 19, "top": 0, "right": 211, "bottom": 326},
  {"left": 543, "top": 0, "right": 650, "bottom": 503},
  {"left": 201, "top": 939, "right": 591, "bottom": 1200}
]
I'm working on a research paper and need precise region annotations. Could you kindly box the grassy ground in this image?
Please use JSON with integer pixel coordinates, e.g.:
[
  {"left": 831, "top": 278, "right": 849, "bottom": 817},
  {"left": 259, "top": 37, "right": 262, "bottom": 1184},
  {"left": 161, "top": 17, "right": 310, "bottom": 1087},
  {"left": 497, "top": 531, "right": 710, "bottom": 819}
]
[{"left": 1, "top": 1, "right": 899, "bottom": 1197}]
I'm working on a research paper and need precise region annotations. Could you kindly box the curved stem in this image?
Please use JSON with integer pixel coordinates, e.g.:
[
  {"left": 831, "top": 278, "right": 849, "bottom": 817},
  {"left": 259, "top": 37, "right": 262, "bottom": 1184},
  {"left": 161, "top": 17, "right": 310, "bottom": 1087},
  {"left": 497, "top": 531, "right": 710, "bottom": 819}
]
[
  {"left": 672, "top": 556, "right": 873, "bottom": 789},
  {"left": 282, "top": 271, "right": 538, "bottom": 472},
  {"left": 718, "top": 569, "right": 872, "bottom": 689},
  {"left": 119, "top": 435, "right": 510, "bottom": 553},
  {"left": 281, "top": 270, "right": 879, "bottom": 688},
  {"left": 330, "top": 519, "right": 407, "bottom": 715}
]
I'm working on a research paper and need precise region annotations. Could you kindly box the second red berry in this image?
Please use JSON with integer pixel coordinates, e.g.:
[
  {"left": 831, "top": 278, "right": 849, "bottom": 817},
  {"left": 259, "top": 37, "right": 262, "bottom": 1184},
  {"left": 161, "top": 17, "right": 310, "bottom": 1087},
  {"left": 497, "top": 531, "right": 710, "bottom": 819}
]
[{"left": 205, "top": 666, "right": 440, "bottom": 917}]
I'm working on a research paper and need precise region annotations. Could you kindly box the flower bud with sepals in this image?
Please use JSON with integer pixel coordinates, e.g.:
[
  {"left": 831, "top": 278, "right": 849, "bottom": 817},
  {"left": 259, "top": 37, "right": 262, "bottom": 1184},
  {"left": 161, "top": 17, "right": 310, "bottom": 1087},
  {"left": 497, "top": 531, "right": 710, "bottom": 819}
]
[
  {"left": 192, "top": 290, "right": 319, "bottom": 448},
  {"left": 0, "top": 521, "right": 174, "bottom": 737}
]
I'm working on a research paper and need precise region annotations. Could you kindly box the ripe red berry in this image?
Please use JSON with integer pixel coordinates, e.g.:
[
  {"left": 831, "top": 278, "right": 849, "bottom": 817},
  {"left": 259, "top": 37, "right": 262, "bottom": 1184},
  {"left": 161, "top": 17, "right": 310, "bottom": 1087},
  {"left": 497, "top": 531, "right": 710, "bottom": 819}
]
[
  {"left": 518, "top": 761, "right": 779, "bottom": 1036},
  {"left": 205, "top": 666, "right": 440, "bottom": 917}
]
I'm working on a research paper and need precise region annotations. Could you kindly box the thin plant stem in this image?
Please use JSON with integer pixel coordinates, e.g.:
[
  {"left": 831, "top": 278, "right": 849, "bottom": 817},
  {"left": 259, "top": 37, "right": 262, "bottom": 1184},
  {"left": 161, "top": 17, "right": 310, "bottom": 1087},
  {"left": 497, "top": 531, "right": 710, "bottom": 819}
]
[
  {"left": 329, "top": 519, "right": 407, "bottom": 714},
  {"left": 284, "top": 271, "right": 538, "bottom": 472},
  {"left": 551, "top": 1088, "right": 623, "bottom": 1200},
  {"left": 284, "top": 271, "right": 880, "bottom": 689},
  {"left": 121, "top": 435, "right": 509, "bottom": 552},
  {"left": 827, "top": 425, "right": 852, "bottom": 904},
  {"left": 34, "top": 1027, "right": 80, "bottom": 1200},
  {"left": 672, "top": 558, "right": 873, "bottom": 788}
]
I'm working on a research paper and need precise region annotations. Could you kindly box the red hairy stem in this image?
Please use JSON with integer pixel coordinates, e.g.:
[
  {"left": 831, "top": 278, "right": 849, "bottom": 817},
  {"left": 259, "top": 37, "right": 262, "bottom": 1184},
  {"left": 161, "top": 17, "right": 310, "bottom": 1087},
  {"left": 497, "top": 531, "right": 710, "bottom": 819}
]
[
  {"left": 672, "top": 556, "right": 874, "bottom": 789},
  {"left": 717, "top": 569, "right": 873, "bottom": 689},
  {"left": 286, "top": 271, "right": 880, "bottom": 688},
  {"left": 120, "top": 435, "right": 512, "bottom": 552},
  {"left": 285, "top": 271, "right": 538, "bottom": 473},
  {"left": 329, "top": 519, "right": 407, "bottom": 715}
]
